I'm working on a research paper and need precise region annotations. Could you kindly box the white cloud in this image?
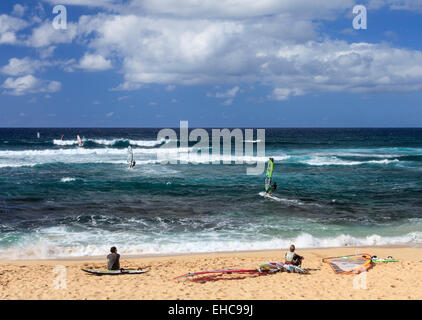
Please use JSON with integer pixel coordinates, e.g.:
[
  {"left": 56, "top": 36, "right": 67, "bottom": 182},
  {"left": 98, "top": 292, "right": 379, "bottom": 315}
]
[
  {"left": 270, "top": 88, "right": 304, "bottom": 101},
  {"left": 2, "top": 75, "right": 61, "bottom": 96},
  {"left": 221, "top": 99, "right": 233, "bottom": 106},
  {"left": 42, "top": 0, "right": 118, "bottom": 9},
  {"left": 117, "top": 95, "right": 130, "bottom": 101},
  {"left": 72, "top": 10, "right": 422, "bottom": 99},
  {"left": 215, "top": 86, "right": 240, "bottom": 99},
  {"left": 77, "top": 54, "right": 112, "bottom": 71},
  {"left": 105, "top": 111, "right": 114, "bottom": 117},
  {"left": 12, "top": 4, "right": 26, "bottom": 17},
  {"left": 0, "top": 14, "right": 28, "bottom": 44},
  {"left": 0, "top": 57, "right": 46, "bottom": 76},
  {"left": 367, "top": 0, "right": 422, "bottom": 12},
  {"left": 26, "top": 21, "right": 78, "bottom": 48},
  {"left": 3, "top": 0, "right": 422, "bottom": 101},
  {"left": 129, "top": 0, "right": 354, "bottom": 19}
]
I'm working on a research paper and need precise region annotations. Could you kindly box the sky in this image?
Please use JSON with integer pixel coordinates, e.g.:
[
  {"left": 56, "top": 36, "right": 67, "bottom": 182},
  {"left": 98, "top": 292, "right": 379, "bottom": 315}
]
[{"left": 0, "top": 0, "right": 422, "bottom": 128}]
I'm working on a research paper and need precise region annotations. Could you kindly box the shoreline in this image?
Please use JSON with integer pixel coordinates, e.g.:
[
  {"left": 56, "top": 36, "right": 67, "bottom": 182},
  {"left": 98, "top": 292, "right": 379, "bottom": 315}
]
[
  {"left": 1, "top": 246, "right": 421, "bottom": 299},
  {"left": 0, "top": 242, "right": 417, "bottom": 263}
]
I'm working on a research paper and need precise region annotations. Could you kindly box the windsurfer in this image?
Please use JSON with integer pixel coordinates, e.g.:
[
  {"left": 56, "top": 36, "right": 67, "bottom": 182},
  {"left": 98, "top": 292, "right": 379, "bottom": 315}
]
[
  {"left": 128, "top": 146, "right": 136, "bottom": 168},
  {"left": 285, "top": 245, "right": 304, "bottom": 267},
  {"left": 265, "top": 157, "right": 275, "bottom": 194}
]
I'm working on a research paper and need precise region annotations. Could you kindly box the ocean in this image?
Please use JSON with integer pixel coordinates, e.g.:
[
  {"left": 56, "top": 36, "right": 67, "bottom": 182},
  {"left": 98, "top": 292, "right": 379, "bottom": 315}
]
[{"left": 0, "top": 128, "right": 421, "bottom": 259}]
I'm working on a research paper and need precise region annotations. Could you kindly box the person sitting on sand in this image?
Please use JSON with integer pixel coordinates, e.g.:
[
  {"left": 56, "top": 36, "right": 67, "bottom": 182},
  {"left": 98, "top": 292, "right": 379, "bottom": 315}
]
[
  {"left": 285, "top": 245, "right": 304, "bottom": 267},
  {"left": 107, "top": 246, "right": 120, "bottom": 270}
]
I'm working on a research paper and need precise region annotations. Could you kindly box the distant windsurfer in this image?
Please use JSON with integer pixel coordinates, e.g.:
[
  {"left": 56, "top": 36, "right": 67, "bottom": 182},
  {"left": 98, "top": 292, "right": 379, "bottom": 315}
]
[
  {"left": 285, "top": 245, "right": 304, "bottom": 267},
  {"left": 77, "top": 135, "right": 83, "bottom": 147},
  {"left": 107, "top": 246, "right": 120, "bottom": 270},
  {"left": 61, "top": 134, "right": 64, "bottom": 140},
  {"left": 265, "top": 157, "right": 277, "bottom": 195},
  {"left": 128, "top": 145, "right": 136, "bottom": 168}
]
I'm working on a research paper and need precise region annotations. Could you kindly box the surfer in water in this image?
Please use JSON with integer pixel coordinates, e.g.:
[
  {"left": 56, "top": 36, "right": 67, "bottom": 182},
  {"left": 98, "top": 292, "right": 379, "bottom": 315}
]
[
  {"left": 130, "top": 160, "right": 136, "bottom": 168},
  {"left": 285, "top": 245, "right": 304, "bottom": 267},
  {"left": 107, "top": 246, "right": 120, "bottom": 270}
]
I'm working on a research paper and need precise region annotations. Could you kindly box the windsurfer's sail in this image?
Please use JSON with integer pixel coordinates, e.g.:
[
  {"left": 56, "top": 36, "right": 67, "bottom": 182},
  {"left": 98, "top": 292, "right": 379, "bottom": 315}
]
[
  {"left": 265, "top": 158, "right": 274, "bottom": 192},
  {"left": 77, "top": 135, "right": 83, "bottom": 147},
  {"left": 322, "top": 254, "right": 373, "bottom": 274},
  {"left": 175, "top": 268, "right": 263, "bottom": 280},
  {"left": 175, "top": 261, "right": 308, "bottom": 282},
  {"left": 127, "top": 146, "right": 134, "bottom": 164}
]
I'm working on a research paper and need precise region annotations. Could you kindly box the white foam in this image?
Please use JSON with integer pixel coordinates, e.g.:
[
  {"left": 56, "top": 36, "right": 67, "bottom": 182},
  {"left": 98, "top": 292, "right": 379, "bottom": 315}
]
[
  {"left": 60, "top": 177, "right": 76, "bottom": 183},
  {"left": 53, "top": 138, "right": 165, "bottom": 147},
  {"left": 258, "top": 191, "right": 305, "bottom": 205},
  {"left": 53, "top": 139, "right": 78, "bottom": 146},
  {"left": 1, "top": 231, "right": 420, "bottom": 260},
  {"left": 300, "top": 156, "right": 399, "bottom": 166}
]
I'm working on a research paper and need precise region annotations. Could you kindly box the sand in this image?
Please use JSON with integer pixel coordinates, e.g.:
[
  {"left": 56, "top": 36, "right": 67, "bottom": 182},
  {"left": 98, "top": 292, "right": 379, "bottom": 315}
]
[{"left": 0, "top": 247, "right": 421, "bottom": 300}]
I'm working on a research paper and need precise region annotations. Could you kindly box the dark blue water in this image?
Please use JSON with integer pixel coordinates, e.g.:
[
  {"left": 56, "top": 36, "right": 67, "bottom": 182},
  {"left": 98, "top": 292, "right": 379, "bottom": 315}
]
[{"left": 0, "top": 128, "right": 421, "bottom": 259}]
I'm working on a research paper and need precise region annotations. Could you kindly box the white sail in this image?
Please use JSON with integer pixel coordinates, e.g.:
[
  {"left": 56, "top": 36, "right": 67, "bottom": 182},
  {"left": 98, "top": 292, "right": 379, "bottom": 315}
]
[
  {"left": 77, "top": 135, "right": 83, "bottom": 147},
  {"left": 127, "top": 146, "right": 134, "bottom": 164}
]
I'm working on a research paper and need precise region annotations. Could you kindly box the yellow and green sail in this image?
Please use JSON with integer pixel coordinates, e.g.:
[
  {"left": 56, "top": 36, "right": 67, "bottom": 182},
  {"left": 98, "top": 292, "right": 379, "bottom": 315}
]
[{"left": 265, "top": 159, "right": 274, "bottom": 192}]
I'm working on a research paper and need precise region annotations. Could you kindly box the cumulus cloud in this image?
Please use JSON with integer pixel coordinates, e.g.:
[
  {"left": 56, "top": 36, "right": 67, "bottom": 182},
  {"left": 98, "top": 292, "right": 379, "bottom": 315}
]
[
  {"left": 0, "top": 57, "right": 47, "bottom": 76},
  {"left": 1, "top": 75, "right": 61, "bottom": 96},
  {"left": 77, "top": 54, "right": 112, "bottom": 71},
  {"left": 0, "top": 14, "right": 29, "bottom": 44},
  {"left": 3, "top": 0, "right": 422, "bottom": 101},
  {"left": 71, "top": 9, "right": 422, "bottom": 99},
  {"left": 125, "top": 0, "right": 354, "bottom": 20},
  {"left": 12, "top": 4, "right": 26, "bottom": 17},
  {"left": 25, "top": 21, "right": 78, "bottom": 48}
]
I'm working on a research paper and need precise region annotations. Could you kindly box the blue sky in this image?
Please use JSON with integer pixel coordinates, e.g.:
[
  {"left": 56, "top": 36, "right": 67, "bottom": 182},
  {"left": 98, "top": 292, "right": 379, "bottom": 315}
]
[{"left": 0, "top": 0, "right": 422, "bottom": 127}]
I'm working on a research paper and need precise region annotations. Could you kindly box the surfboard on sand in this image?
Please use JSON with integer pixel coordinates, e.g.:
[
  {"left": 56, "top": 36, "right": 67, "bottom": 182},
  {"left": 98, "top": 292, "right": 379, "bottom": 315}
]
[{"left": 82, "top": 268, "right": 149, "bottom": 275}]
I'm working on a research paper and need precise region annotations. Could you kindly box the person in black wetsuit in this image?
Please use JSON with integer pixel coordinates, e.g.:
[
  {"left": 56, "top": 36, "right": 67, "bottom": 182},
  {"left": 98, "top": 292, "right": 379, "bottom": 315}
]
[{"left": 107, "top": 246, "right": 120, "bottom": 270}]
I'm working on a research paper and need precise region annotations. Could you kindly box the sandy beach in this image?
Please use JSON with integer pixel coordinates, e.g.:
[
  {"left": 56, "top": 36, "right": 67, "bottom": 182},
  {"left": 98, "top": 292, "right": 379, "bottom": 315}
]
[{"left": 0, "top": 247, "right": 421, "bottom": 300}]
